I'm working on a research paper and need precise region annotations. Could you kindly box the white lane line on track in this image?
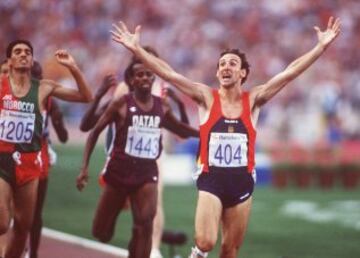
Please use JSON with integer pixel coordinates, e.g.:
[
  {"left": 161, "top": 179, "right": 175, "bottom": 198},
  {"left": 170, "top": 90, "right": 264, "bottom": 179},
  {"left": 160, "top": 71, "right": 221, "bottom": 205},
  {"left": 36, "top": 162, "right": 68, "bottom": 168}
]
[{"left": 43, "top": 227, "right": 128, "bottom": 256}]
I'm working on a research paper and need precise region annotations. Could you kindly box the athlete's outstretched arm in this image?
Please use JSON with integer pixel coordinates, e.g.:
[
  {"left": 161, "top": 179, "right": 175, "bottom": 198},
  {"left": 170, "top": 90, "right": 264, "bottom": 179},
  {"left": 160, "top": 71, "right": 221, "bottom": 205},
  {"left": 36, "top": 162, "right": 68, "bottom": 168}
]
[
  {"left": 251, "top": 16, "right": 341, "bottom": 106},
  {"left": 161, "top": 100, "right": 198, "bottom": 138},
  {"left": 80, "top": 75, "right": 117, "bottom": 132},
  {"left": 110, "top": 22, "right": 212, "bottom": 107},
  {"left": 162, "top": 111, "right": 198, "bottom": 138},
  {"left": 43, "top": 50, "right": 93, "bottom": 103},
  {"left": 166, "top": 87, "right": 189, "bottom": 125},
  {"left": 77, "top": 97, "right": 125, "bottom": 191}
]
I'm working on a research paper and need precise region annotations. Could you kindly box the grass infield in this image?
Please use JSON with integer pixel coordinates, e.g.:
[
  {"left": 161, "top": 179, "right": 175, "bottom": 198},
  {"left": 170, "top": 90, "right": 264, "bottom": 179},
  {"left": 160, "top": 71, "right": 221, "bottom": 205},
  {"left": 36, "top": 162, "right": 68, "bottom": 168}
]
[{"left": 44, "top": 144, "right": 360, "bottom": 258}]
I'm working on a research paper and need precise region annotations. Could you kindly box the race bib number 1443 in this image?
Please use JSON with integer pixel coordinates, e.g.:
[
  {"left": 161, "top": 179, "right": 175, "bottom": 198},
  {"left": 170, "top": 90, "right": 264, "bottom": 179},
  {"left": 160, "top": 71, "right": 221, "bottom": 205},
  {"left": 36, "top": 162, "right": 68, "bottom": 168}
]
[
  {"left": 208, "top": 132, "right": 248, "bottom": 167},
  {"left": 125, "top": 126, "right": 161, "bottom": 159}
]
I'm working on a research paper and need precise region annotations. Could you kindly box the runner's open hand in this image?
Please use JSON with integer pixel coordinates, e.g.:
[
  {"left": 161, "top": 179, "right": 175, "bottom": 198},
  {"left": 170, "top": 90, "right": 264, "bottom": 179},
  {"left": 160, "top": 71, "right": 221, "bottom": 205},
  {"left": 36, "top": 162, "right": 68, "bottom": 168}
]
[
  {"left": 314, "top": 16, "right": 341, "bottom": 49},
  {"left": 111, "top": 21, "right": 141, "bottom": 52}
]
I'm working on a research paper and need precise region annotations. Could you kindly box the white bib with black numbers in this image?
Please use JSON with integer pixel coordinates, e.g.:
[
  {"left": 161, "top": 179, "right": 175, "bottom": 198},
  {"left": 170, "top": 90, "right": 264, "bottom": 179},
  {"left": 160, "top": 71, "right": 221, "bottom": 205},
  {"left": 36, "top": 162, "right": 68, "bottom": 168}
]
[
  {"left": 0, "top": 109, "right": 35, "bottom": 143},
  {"left": 125, "top": 126, "right": 161, "bottom": 159},
  {"left": 208, "top": 132, "right": 248, "bottom": 167}
]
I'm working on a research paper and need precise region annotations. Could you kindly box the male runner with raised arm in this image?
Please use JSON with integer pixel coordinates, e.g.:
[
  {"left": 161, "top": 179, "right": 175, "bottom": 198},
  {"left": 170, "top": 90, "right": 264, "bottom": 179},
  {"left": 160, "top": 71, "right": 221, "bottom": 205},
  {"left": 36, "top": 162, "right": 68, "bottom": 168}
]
[
  {"left": 110, "top": 17, "right": 340, "bottom": 258},
  {"left": 0, "top": 39, "right": 92, "bottom": 258}
]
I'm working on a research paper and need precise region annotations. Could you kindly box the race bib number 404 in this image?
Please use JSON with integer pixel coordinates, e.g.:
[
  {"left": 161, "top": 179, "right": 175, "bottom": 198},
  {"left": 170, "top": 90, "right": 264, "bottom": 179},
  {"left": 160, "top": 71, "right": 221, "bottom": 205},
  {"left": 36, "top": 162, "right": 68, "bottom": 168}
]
[
  {"left": 209, "top": 132, "right": 248, "bottom": 167},
  {"left": 125, "top": 126, "right": 161, "bottom": 159},
  {"left": 0, "top": 110, "right": 35, "bottom": 143}
]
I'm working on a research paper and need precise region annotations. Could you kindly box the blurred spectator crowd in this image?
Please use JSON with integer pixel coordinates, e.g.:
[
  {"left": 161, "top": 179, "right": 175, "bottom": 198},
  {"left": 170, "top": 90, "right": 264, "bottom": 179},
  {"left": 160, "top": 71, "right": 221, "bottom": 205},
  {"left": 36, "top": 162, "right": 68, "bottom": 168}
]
[{"left": 1, "top": 0, "right": 359, "bottom": 150}]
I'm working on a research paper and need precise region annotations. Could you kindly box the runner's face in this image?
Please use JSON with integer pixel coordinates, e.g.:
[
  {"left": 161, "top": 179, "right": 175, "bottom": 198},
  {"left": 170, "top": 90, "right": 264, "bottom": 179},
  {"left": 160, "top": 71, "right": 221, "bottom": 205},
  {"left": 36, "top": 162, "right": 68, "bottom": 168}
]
[
  {"left": 131, "top": 64, "right": 155, "bottom": 93},
  {"left": 216, "top": 53, "right": 246, "bottom": 88},
  {"left": 9, "top": 43, "right": 33, "bottom": 71}
]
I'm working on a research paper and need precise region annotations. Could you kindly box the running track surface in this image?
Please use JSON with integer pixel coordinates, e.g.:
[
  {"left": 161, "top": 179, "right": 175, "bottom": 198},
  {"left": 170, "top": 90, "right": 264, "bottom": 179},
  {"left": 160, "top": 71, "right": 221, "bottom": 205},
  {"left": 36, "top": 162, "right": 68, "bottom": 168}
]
[{"left": 38, "top": 228, "right": 127, "bottom": 258}]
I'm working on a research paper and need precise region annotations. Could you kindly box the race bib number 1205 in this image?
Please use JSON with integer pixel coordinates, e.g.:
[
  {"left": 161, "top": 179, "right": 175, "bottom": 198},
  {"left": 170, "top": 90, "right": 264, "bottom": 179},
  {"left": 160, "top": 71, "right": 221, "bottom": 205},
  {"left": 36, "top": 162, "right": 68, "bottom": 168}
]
[{"left": 0, "top": 110, "right": 35, "bottom": 143}]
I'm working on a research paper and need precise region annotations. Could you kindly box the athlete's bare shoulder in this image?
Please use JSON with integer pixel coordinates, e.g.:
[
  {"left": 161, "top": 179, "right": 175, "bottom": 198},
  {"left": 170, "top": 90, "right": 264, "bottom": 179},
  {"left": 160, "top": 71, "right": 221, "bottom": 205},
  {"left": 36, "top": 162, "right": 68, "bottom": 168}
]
[
  {"left": 38, "top": 79, "right": 55, "bottom": 95},
  {"left": 38, "top": 79, "right": 62, "bottom": 110},
  {"left": 39, "top": 79, "right": 56, "bottom": 89}
]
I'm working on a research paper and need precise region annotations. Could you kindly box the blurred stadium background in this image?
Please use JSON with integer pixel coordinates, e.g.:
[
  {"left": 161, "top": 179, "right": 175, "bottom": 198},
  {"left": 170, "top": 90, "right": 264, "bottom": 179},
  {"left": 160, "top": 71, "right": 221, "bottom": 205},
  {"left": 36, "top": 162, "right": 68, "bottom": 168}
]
[{"left": 1, "top": 1, "right": 359, "bottom": 257}]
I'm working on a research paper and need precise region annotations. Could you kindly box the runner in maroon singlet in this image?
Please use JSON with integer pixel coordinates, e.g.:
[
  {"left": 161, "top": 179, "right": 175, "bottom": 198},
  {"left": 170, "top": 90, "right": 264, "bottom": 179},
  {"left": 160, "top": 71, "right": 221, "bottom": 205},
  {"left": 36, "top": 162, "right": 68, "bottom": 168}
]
[
  {"left": 76, "top": 59, "right": 198, "bottom": 258},
  {"left": 80, "top": 49, "right": 191, "bottom": 258},
  {"left": 111, "top": 17, "right": 341, "bottom": 258}
]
